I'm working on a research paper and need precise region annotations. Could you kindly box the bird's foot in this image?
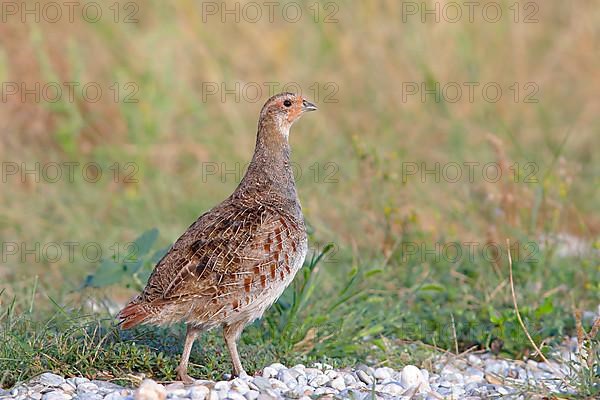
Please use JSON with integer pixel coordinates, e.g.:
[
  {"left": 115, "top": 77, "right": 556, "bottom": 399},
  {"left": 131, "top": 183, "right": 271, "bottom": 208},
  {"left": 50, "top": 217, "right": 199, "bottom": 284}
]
[
  {"left": 232, "top": 369, "right": 249, "bottom": 380},
  {"left": 176, "top": 367, "right": 196, "bottom": 385}
]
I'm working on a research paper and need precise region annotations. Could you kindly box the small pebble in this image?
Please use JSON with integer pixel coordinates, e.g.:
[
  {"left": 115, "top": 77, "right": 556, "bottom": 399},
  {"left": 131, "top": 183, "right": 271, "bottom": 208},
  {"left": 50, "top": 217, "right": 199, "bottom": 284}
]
[
  {"left": 213, "top": 381, "right": 229, "bottom": 391},
  {"left": 329, "top": 376, "right": 345, "bottom": 391},
  {"left": 304, "top": 368, "right": 319, "bottom": 380},
  {"left": 38, "top": 373, "right": 65, "bottom": 387},
  {"left": 249, "top": 377, "right": 271, "bottom": 392},
  {"left": 135, "top": 379, "right": 166, "bottom": 400},
  {"left": 42, "top": 392, "right": 71, "bottom": 400},
  {"left": 75, "top": 393, "right": 102, "bottom": 400},
  {"left": 343, "top": 374, "right": 357, "bottom": 385},
  {"left": 381, "top": 382, "right": 404, "bottom": 396},
  {"left": 268, "top": 378, "right": 288, "bottom": 391},
  {"left": 104, "top": 393, "right": 127, "bottom": 400},
  {"left": 400, "top": 365, "right": 422, "bottom": 388},
  {"left": 231, "top": 378, "right": 249, "bottom": 394},
  {"left": 468, "top": 354, "right": 483, "bottom": 366},
  {"left": 189, "top": 385, "right": 210, "bottom": 400},
  {"left": 261, "top": 367, "right": 277, "bottom": 379},
  {"left": 313, "top": 387, "right": 335, "bottom": 395},
  {"left": 226, "top": 391, "right": 246, "bottom": 400},
  {"left": 374, "top": 367, "right": 392, "bottom": 380},
  {"left": 77, "top": 382, "right": 98, "bottom": 394},
  {"left": 497, "top": 386, "right": 512, "bottom": 395},
  {"left": 356, "top": 370, "right": 373, "bottom": 385},
  {"left": 308, "top": 374, "right": 329, "bottom": 387},
  {"left": 276, "top": 369, "right": 296, "bottom": 388},
  {"left": 73, "top": 378, "right": 90, "bottom": 386},
  {"left": 207, "top": 390, "right": 219, "bottom": 400},
  {"left": 59, "top": 383, "right": 74, "bottom": 393},
  {"left": 465, "top": 367, "right": 484, "bottom": 383},
  {"left": 287, "top": 368, "right": 303, "bottom": 379},
  {"left": 168, "top": 388, "right": 188, "bottom": 397},
  {"left": 29, "top": 392, "right": 42, "bottom": 400},
  {"left": 269, "top": 363, "right": 286, "bottom": 371}
]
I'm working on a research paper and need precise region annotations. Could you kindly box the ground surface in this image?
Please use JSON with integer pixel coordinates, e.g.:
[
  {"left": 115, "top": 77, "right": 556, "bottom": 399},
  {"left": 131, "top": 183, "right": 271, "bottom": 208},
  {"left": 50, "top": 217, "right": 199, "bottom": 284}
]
[{"left": 2, "top": 338, "right": 595, "bottom": 400}]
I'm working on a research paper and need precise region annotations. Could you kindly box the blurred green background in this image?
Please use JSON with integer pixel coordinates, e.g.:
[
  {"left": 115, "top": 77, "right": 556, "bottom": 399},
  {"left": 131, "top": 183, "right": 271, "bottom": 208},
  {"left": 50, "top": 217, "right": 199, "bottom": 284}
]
[{"left": 0, "top": 0, "right": 598, "bottom": 390}]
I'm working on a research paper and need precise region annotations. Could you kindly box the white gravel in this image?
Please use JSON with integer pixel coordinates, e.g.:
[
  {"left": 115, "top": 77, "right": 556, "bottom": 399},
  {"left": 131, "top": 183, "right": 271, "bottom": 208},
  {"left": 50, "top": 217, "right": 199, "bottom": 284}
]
[{"left": 1, "top": 339, "right": 592, "bottom": 400}]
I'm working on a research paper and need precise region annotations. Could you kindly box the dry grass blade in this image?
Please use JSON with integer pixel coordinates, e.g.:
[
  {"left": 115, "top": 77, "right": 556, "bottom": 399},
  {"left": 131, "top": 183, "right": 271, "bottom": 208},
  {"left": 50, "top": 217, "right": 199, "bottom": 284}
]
[
  {"left": 506, "top": 239, "right": 575, "bottom": 391},
  {"left": 450, "top": 313, "right": 459, "bottom": 355},
  {"left": 575, "top": 309, "right": 585, "bottom": 355}
]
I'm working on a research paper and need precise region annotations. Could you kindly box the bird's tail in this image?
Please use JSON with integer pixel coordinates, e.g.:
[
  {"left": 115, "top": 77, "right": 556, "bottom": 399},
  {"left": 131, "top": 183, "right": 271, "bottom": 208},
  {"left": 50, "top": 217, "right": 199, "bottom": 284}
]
[{"left": 117, "top": 301, "right": 151, "bottom": 329}]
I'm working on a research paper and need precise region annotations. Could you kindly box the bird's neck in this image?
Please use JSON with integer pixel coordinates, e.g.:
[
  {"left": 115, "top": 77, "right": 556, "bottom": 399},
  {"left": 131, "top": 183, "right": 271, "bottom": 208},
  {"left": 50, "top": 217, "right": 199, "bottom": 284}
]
[{"left": 237, "top": 124, "right": 298, "bottom": 201}]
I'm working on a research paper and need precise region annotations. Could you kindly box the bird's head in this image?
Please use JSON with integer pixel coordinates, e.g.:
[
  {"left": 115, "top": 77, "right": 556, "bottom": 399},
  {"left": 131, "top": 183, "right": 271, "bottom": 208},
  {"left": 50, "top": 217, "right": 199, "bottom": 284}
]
[{"left": 258, "top": 92, "right": 317, "bottom": 138}]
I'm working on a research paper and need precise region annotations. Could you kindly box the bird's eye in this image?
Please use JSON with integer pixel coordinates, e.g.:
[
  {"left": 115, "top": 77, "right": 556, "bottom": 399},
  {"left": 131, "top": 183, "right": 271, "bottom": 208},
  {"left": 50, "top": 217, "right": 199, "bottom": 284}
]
[{"left": 283, "top": 100, "right": 292, "bottom": 107}]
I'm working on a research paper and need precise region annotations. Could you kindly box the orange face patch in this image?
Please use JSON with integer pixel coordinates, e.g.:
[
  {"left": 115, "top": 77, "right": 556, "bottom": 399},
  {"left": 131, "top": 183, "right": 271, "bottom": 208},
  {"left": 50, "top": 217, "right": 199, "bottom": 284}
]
[{"left": 284, "top": 97, "right": 304, "bottom": 123}]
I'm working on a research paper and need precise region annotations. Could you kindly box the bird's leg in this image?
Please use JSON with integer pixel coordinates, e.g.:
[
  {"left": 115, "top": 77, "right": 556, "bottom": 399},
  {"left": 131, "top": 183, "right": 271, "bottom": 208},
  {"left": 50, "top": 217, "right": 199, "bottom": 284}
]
[
  {"left": 176, "top": 325, "right": 200, "bottom": 384},
  {"left": 223, "top": 322, "right": 248, "bottom": 378}
]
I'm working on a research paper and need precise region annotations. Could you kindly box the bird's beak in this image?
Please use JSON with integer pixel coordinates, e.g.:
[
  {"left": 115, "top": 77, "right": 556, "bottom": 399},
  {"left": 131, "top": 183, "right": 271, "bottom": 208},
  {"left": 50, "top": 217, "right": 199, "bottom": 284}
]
[{"left": 302, "top": 99, "right": 318, "bottom": 112}]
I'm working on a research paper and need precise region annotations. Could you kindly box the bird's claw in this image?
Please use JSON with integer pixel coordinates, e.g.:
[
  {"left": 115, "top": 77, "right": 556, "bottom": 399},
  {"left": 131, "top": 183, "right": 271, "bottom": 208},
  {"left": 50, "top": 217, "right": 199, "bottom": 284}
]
[
  {"left": 176, "top": 367, "right": 196, "bottom": 385},
  {"left": 233, "top": 370, "right": 249, "bottom": 380}
]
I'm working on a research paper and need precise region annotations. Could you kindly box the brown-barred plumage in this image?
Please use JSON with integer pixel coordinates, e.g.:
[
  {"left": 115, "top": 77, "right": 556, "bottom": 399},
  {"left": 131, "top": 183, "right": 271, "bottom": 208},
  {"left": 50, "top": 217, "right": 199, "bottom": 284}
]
[
  {"left": 117, "top": 92, "right": 317, "bottom": 382},
  {"left": 120, "top": 192, "right": 306, "bottom": 329}
]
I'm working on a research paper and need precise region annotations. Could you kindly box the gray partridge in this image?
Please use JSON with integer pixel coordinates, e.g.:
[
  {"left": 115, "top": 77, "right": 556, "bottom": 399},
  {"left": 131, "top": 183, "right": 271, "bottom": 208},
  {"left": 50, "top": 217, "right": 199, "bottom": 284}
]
[{"left": 117, "top": 92, "right": 317, "bottom": 382}]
